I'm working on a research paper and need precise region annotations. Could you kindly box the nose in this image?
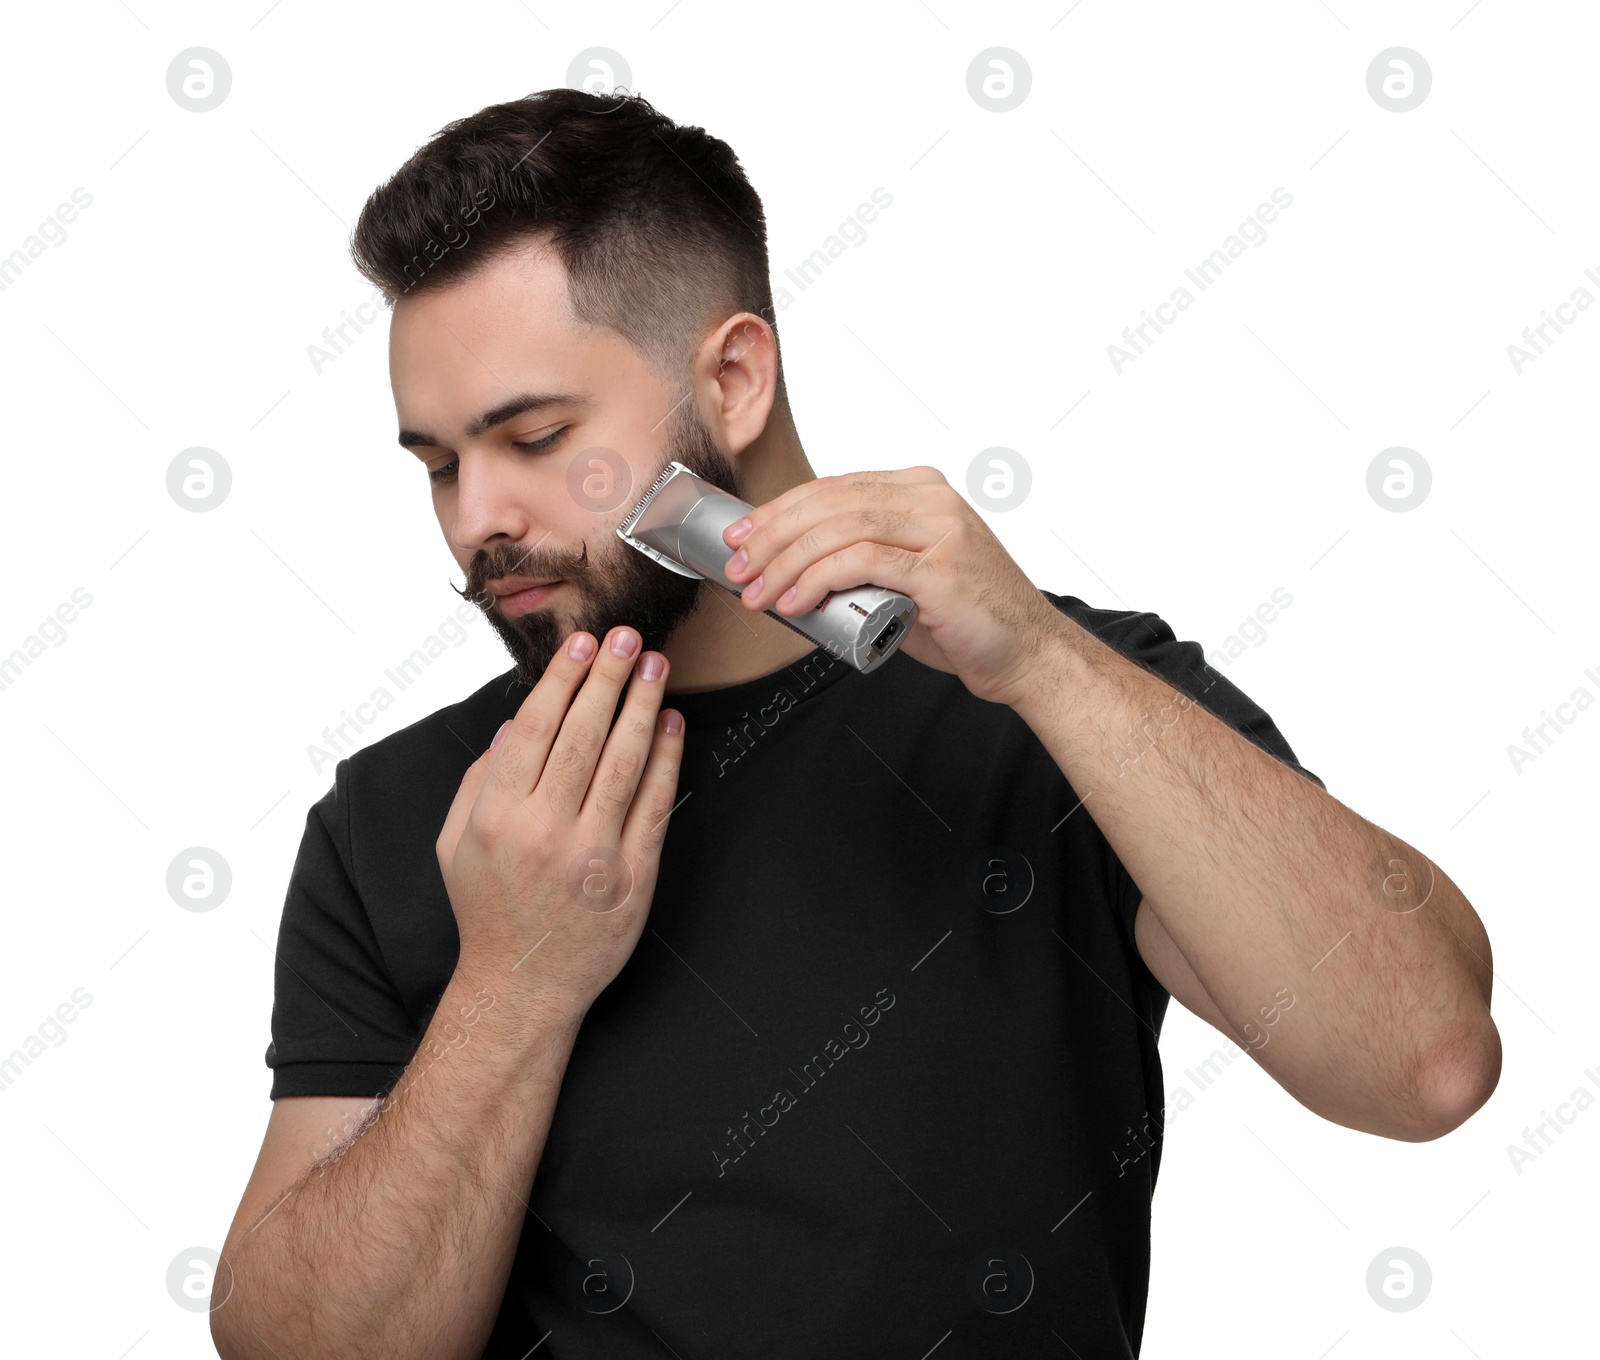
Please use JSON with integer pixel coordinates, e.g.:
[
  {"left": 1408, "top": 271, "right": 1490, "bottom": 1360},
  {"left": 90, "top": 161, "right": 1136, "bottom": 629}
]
[{"left": 448, "top": 445, "right": 535, "bottom": 556}]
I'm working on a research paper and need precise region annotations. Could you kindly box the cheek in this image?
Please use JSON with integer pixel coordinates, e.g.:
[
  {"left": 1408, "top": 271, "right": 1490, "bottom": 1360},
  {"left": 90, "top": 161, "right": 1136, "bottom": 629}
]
[{"left": 606, "top": 527, "right": 654, "bottom": 586}]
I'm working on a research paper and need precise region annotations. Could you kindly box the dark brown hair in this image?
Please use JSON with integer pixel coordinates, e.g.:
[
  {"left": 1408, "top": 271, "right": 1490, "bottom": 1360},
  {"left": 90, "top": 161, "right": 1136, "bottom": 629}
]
[{"left": 350, "top": 87, "right": 785, "bottom": 404}]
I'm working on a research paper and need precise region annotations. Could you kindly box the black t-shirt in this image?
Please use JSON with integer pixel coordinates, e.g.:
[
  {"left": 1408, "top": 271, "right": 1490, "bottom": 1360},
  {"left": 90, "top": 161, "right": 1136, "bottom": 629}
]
[{"left": 264, "top": 590, "right": 1322, "bottom": 1358}]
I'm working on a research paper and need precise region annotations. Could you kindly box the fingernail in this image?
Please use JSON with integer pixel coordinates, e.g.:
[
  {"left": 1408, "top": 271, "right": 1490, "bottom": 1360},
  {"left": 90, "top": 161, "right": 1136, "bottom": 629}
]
[
  {"left": 727, "top": 548, "right": 748, "bottom": 573},
  {"left": 569, "top": 633, "right": 595, "bottom": 660},
  {"left": 727, "top": 517, "right": 752, "bottom": 544},
  {"left": 490, "top": 720, "right": 509, "bottom": 751},
  {"left": 640, "top": 652, "right": 663, "bottom": 681},
  {"left": 664, "top": 710, "right": 683, "bottom": 734},
  {"left": 612, "top": 628, "right": 639, "bottom": 657}
]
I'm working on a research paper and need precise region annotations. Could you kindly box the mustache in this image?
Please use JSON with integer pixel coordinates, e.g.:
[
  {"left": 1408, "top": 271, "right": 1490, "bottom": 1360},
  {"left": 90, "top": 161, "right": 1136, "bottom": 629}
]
[{"left": 456, "top": 540, "right": 590, "bottom": 607}]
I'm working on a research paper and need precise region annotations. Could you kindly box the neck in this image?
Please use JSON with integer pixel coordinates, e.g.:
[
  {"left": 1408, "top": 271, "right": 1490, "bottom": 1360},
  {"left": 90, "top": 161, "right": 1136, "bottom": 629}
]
[{"left": 660, "top": 415, "right": 820, "bottom": 694}]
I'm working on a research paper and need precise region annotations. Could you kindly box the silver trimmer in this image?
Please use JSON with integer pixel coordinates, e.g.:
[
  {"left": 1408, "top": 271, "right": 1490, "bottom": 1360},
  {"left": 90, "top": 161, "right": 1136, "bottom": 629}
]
[{"left": 615, "top": 461, "right": 917, "bottom": 675}]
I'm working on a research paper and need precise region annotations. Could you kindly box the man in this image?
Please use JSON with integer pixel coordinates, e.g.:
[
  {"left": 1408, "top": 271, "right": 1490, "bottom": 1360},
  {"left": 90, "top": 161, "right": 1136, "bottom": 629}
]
[{"left": 214, "top": 89, "right": 1500, "bottom": 1359}]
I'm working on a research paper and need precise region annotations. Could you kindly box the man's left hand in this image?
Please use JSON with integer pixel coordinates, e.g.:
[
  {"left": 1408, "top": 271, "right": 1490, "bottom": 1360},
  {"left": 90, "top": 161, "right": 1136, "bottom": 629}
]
[{"left": 720, "top": 465, "right": 1062, "bottom": 709}]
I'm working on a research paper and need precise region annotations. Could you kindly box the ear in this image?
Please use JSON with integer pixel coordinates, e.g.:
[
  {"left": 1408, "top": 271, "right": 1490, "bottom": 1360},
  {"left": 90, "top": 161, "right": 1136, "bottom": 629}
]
[{"left": 698, "top": 312, "right": 780, "bottom": 455}]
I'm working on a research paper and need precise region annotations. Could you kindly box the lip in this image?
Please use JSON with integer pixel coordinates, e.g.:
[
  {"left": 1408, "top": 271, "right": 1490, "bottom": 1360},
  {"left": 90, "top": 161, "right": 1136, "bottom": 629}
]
[
  {"left": 492, "top": 580, "right": 563, "bottom": 619},
  {"left": 486, "top": 575, "right": 561, "bottom": 597}
]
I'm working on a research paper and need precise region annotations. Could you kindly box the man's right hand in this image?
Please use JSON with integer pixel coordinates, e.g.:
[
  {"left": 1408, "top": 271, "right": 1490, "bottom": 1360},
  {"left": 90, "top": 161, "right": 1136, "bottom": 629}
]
[{"left": 436, "top": 626, "right": 684, "bottom": 1022}]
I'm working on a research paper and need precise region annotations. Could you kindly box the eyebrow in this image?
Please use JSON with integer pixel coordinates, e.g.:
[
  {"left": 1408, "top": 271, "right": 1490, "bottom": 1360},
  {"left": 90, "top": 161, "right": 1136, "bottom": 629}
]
[{"left": 397, "top": 391, "right": 593, "bottom": 450}]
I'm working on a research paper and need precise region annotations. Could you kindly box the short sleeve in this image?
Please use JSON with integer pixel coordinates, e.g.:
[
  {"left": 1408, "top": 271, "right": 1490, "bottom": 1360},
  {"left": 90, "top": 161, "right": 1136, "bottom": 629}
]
[
  {"left": 1042, "top": 593, "right": 1326, "bottom": 956},
  {"left": 264, "top": 759, "right": 420, "bottom": 1100}
]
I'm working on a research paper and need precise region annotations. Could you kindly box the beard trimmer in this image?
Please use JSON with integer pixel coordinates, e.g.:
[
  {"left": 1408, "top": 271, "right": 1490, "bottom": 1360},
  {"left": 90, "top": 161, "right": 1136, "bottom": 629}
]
[{"left": 615, "top": 460, "right": 917, "bottom": 675}]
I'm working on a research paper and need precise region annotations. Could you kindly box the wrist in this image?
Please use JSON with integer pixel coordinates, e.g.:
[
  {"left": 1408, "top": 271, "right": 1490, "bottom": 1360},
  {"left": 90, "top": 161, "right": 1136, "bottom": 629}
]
[
  {"left": 1010, "top": 606, "right": 1089, "bottom": 724},
  {"left": 448, "top": 954, "right": 587, "bottom": 1047}
]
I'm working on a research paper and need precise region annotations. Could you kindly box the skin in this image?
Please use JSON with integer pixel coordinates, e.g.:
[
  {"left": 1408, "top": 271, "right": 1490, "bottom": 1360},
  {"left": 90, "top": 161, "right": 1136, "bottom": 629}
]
[
  {"left": 387, "top": 235, "right": 1498, "bottom": 1153},
  {"left": 390, "top": 240, "right": 821, "bottom": 693}
]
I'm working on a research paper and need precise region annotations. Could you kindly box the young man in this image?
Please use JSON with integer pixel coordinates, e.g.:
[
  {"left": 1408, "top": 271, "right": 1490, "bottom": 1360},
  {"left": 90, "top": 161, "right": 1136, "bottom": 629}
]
[{"left": 214, "top": 89, "right": 1498, "bottom": 1360}]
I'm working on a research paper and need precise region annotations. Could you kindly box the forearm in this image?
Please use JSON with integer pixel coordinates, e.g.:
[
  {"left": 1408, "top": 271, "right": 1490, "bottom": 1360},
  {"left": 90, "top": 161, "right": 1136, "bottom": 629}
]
[
  {"left": 1013, "top": 612, "right": 1497, "bottom": 1132},
  {"left": 214, "top": 964, "right": 584, "bottom": 1360}
]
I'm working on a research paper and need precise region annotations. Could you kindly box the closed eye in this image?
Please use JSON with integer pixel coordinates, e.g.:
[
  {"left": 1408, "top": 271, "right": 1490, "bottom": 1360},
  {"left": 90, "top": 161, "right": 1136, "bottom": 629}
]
[
  {"left": 512, "top": 427, "right": 568, "bottom": 452},
  {"left": 428, "top": 426, "right": 569, "bottom": 485}
]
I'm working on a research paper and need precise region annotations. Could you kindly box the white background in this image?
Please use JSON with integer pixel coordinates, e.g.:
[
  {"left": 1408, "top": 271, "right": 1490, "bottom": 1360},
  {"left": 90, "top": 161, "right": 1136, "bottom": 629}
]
[{"left": 0, "top": 1, "right": 1593, "bottom": 1355}]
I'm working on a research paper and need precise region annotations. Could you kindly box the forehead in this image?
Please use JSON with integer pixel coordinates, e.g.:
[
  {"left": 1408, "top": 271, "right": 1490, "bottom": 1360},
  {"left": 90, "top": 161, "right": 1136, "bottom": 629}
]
[{"left": 388, "top": 245, "right": 644, "bottom": 426}]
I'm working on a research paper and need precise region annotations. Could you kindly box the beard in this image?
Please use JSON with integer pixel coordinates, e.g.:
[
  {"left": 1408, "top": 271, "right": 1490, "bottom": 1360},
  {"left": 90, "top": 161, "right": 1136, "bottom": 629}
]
[{"left": 457, "top": 402, "right": 741, "bottom": 689}]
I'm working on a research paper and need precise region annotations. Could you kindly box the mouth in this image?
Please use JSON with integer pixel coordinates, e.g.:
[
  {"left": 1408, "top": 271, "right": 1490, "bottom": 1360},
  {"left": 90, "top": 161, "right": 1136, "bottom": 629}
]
[{"left": 488, "top": 579, "right": 563, "bottom": 619}]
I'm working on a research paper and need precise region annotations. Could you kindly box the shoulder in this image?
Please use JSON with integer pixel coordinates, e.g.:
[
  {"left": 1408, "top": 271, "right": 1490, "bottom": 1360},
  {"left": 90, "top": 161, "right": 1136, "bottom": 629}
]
[
  {"left": 1037, "top": 588, "right": 1325, "bottom": 791},
  {"left": 340, "top": 667, "right": 527, "bottom": 812}
]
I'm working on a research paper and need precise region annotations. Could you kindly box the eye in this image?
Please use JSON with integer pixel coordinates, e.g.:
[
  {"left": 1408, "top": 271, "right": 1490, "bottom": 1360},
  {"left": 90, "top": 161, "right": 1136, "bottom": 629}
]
[
  {"left": 512, "top": 426, "right": 568, "bottom": 452},
  {"left": 427, "top": 427, "right": 569, "bottom": 485}
]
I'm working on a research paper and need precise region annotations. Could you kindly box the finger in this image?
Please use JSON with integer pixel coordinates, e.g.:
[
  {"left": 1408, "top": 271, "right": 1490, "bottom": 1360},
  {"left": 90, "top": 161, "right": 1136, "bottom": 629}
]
[
  {"left": 722, "top": 465, "right": 942, "bottom": 552},
  {"left": 580, "top": 648, "right": 671, "bottom": 838},
  {"left": 619, "top": 704, "right": 686, "bottom": 868},
  {"left": 740, "top": 506, "right": 926, "bottom": 611},
  {"left": 488, "top": 630, "right": 603, "bottom": 807},
  {"left": 534, "top": 625, "right": 653, "bottom": 824},
  {"left": 725, "top": 481, "right": 949, "bottom": 608},
  {"left": 764, "top": 537, "right": 928, "bottom": 617}
]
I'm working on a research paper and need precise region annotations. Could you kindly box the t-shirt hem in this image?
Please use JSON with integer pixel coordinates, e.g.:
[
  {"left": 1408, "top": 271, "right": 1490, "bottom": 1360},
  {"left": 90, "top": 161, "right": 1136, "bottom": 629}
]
[{"left": 268, "top": 1057, "right": 409, "bottom": 1101}]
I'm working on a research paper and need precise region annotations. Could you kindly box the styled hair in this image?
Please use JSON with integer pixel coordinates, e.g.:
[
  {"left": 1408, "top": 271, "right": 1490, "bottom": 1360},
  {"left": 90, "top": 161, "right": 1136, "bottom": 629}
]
[{"left": 349, "top": 87, "right": 785, "bottom": 404}]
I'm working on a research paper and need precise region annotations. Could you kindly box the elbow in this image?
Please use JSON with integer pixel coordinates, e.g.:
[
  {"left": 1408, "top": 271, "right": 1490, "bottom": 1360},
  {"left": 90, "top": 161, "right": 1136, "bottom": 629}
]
[
  {"left": 210, "top": 1311, "right": 244, "bottom": 1360},
  {"left": 1406, "top": 1012, "right": 1503, "bottom": 1141},
  {"left": 210, "top": 1295, "right": 245, "bottom": 1360},
  {"left": 208, "top": 1250, "right": 261, "bottom": 1360}
]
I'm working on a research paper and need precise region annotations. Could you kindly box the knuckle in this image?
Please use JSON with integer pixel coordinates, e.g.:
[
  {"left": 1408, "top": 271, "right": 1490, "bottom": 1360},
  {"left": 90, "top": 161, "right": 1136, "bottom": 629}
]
[
  {"left": 592, "top": 765, "right": 638, "bottom": 821},
  {"left": 635, "top": 811, "right": 667, "bottom": 854},
  {"left": 511, "top": 713, "right": 553, "bottom": 746},
  {"left": 549, "top": 740, "right": 590, "bottom": 786},
  {"left": 648, "top": 748, "right": 681, "bottom": 791},
  {"left": 478, "top": 759, "right": 523, "bottom": 804},
  {"left": 466, "top": 801, "right": 505, "bottom": 849},
  {"left": 485, "top": 743, "right": 525, "bottom": 786},
  {"left": 563, "top": 719, "right": 602, "bottom": 759},
  {"left": 610, "top": 744, "right": 642, "bottom": 783},
  {"left": 634, "top": 785, "right": 677, "bottom": 851},
  {"left": 593, "top": 783, "right": 630, "bottom": 822}
]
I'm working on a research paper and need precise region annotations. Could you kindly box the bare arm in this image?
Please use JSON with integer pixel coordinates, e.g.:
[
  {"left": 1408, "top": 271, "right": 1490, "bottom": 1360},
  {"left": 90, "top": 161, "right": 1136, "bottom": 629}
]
[
  {"left": 1010, "top": 610, "right": 1500, "bottom": 1141},
  {"left": 216, "top": 623, "right": 685, "bottom": 1359},
  {"left": 213, "top": 966, "right": 584, "bottom": 1360}
]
